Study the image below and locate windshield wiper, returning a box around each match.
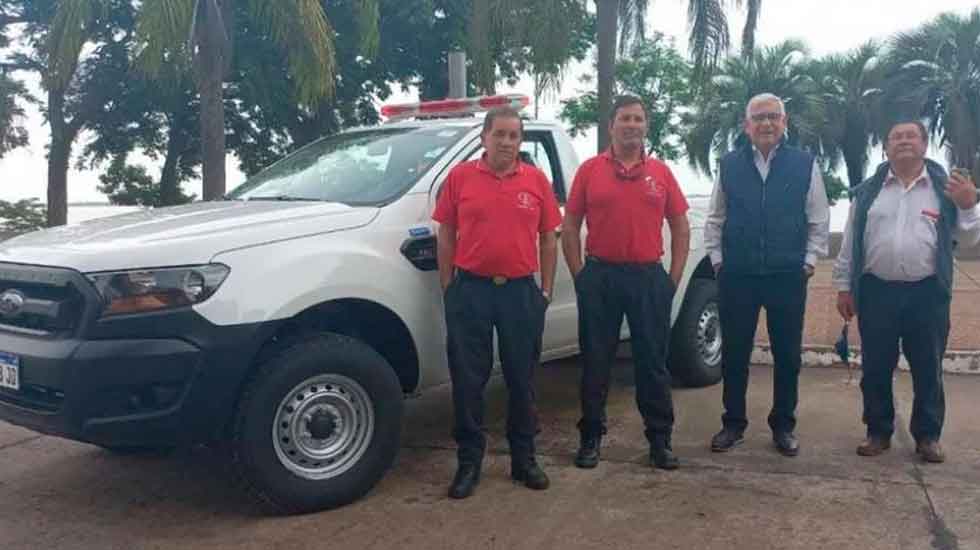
[245,195,325,202]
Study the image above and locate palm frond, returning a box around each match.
[618,0,648,56]
[687,0,731,83]
[133,0,194,78]
[354,0,381,59]
[736,0,761,59]
[246,0,338,105]
[46,0,108,90]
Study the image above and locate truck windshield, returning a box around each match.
[228,126,470,205]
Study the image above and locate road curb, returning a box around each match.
[751,345,980,375]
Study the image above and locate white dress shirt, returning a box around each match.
[704,145,831,268]
[833,168,980,290]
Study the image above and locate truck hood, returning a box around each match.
[0,200,378,272]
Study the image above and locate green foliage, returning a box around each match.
[0,72,30,157]
[0,198,46,234]
[559,34,693,161]
[808,41,885,188]
[468,1,594,94]
[821,170,848,206]
[684,39,824,176]
[883,8,980,178]
[97,156,194,207]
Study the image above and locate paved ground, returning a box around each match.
[2,359,978,550]
[758,259,980,351]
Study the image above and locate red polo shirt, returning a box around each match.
[566,150,689,263]
[433,158,562,278]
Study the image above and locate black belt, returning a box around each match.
[457,269,533,286]
[862,273,936,287]
[586,255,661,269]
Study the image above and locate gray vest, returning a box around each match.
[848,159,957,302]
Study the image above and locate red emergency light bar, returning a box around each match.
[381,94,530,121]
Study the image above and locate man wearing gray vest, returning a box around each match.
[705,93,830,457]
[834,120,980,463]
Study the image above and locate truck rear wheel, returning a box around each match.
[232,332,403,514]
[669,278,723,387]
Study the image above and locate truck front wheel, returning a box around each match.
[669,278,723,387]
[232,332,403,514]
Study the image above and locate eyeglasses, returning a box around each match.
[749,112,783,123]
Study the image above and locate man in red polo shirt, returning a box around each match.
[562,95,691,470]
[433,107,562,499]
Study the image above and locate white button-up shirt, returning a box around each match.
[704,145,831,268]
[833,167,980,290]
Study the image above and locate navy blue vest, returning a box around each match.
[720,143,814,275]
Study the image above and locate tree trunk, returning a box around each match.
[45,90,70,227]
[193,0,232,201]
[741,0,761,60]
[845,158,866,189]
[158,121,186,206]
[596,0,617,153]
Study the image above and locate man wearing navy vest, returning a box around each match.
[834,120,980,463]
[705,93,830,457]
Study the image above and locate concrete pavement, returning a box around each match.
[1,358,978,550]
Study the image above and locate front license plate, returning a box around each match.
[0,352,20,391]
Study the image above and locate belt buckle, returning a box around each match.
[492,275,508,286]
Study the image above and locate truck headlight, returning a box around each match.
[88,264,230,316]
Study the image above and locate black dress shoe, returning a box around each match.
[448,464,481,499]
[710,428,744,452]
[574,435,601,469]
[511,461,550,490]
[650,445,680,470]
[773,432,799,457]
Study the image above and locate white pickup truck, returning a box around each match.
[0,95,721,514]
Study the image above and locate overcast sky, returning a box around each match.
[0,0,977,204]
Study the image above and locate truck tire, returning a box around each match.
[232,332,403,514]
[669,278,723,388]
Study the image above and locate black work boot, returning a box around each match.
[511,458,550,490]
[574,434,602,469]
[650,435,680,470]
[710,428,745,452]
[448,463,481,499]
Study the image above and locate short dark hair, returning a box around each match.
[609,95,647,124]
[884,119,929,144]
[482,107,524,135]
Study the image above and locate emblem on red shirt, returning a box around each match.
[644,176,664,200]
[517,191,535,210]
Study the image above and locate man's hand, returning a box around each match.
[804,263,815,278]
[945,169,978,210]
[713,263,722,276]
[837,291,855,321]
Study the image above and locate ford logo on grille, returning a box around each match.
[0,289,26,318]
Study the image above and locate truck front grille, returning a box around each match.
[0,264,95,337]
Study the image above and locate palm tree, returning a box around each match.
[810,41,884,188]
[135,0,377,200]
[599,0,764,151]
[885,9,980,178]
[684,39,824,176]
[466,1,760,152]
